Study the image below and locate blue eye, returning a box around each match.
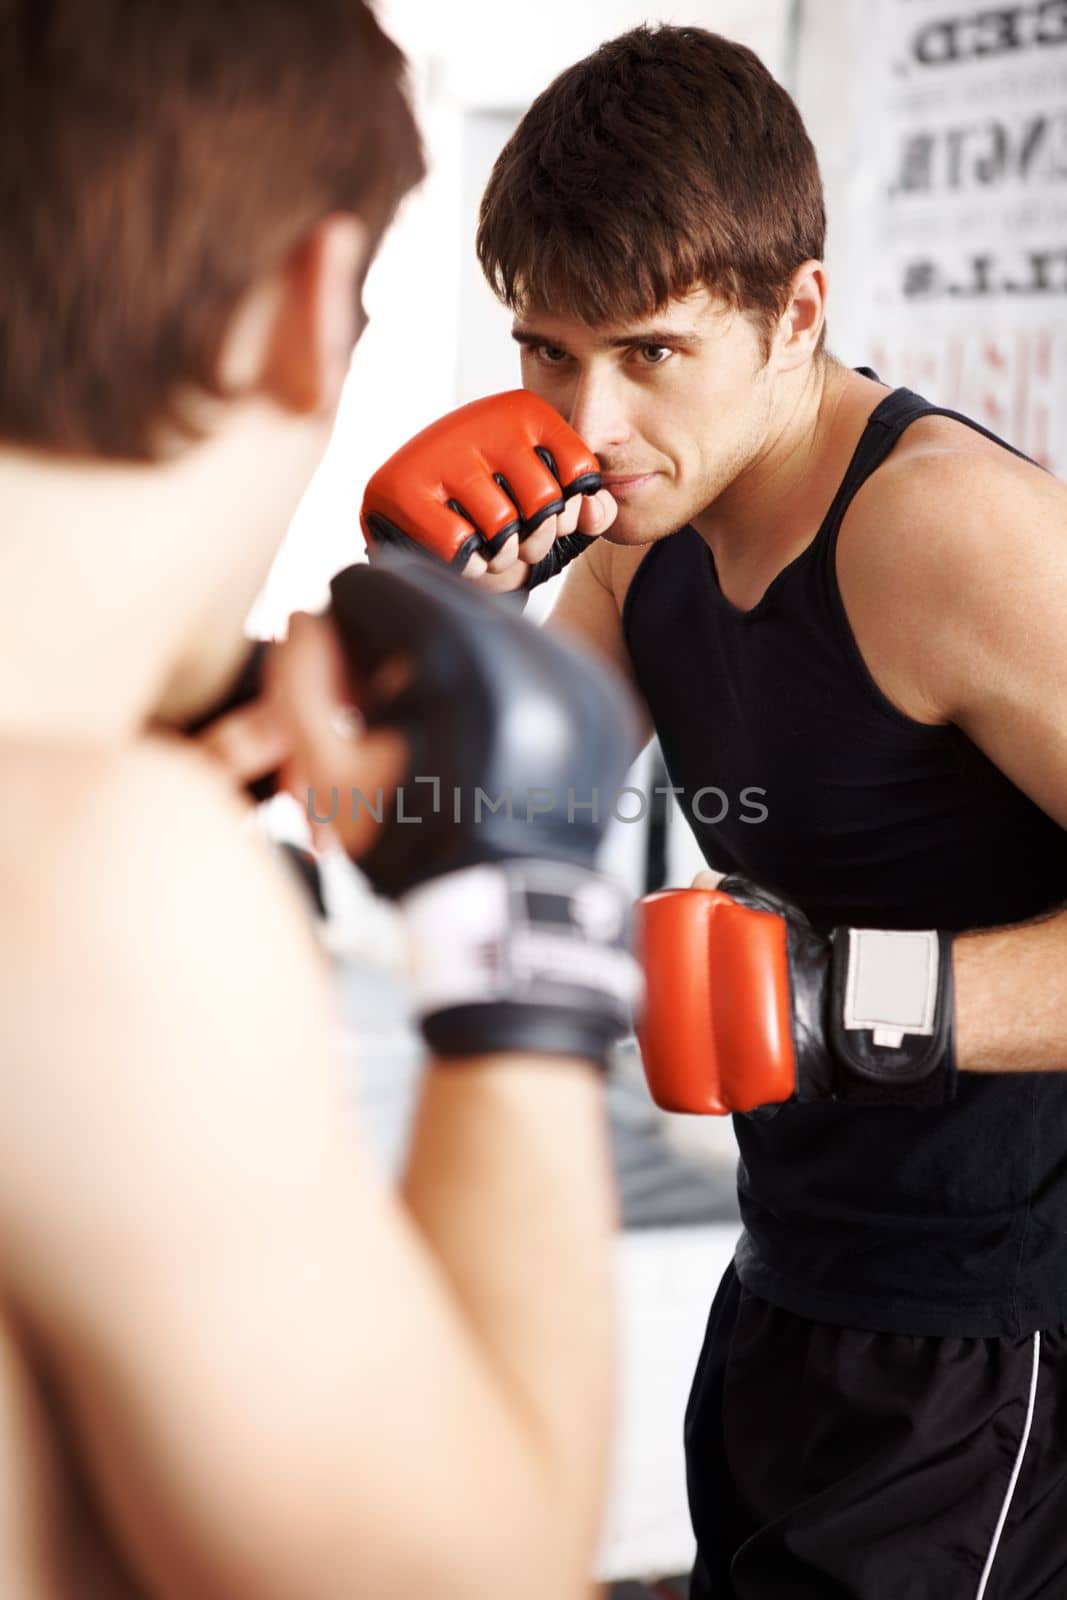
[638,344,672,365]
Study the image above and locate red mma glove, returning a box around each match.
[360,390,602,586]
[635,877,957,1116]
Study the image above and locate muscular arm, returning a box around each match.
[542,539,654,759]
[0,740,615,1599]
[841,450,1067,1074]
[953,912,1067,1071]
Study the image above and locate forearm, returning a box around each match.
[953,907,1067,1072]
[399,1055,617,1587]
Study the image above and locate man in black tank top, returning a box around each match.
[460,22,1067,1600]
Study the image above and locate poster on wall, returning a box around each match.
[866,0,1067,471]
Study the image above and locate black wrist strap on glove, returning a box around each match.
[718,876,957,1109]
[521,532,597,592]
[494,530,597,613]
[402,859,641,1072]
[826,927,956,1107]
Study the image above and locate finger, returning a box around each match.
[463,550,490,579]
[473,564,532,597]
[517,512,559,568]
[294,727,408,861]
[690,869,725,891]
[575,487,618,537]
[197,699,293,788]
[555,493,583,538]
[274,612,362,776]
[278,751,335,852]
[273,612,408,859]
[485,531,520,575]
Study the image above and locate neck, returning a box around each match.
[0,401,325,747]
[691,353,848,593]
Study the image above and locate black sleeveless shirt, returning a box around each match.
[622,376,1067,1337]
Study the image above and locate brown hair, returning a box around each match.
[477,25,826,358]
[0,0,424,459]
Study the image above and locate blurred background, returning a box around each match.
[247,4,1067,1590]
[251,0,1067,894]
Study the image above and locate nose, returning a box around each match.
[566,371,632,457]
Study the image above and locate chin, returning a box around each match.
[602,511,682,547]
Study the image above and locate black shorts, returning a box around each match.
[685,1262,1067,1599]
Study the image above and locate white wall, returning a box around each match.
[791,0,883,369]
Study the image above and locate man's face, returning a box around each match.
[513,287,776,544]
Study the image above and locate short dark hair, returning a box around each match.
[477,25,826,357]
[0,0,424,459]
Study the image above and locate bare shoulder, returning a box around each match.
[842,413,1064,578]
[545,537,656,752]
[0,734,337,1233]
[0,732,320,970]
[836,419,1067,721]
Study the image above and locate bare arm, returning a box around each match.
[953,910,1067,1071]
[841,450,1067,1074]
[0,740,616,1599]
[398,1063,617,1580]
[923,462,1067,1073]
[543,537,654,757]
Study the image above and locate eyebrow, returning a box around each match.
[510,325,704,352]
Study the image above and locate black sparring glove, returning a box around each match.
[324,553,642,1067]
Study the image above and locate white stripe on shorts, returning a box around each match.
[974,1331,1041,1600]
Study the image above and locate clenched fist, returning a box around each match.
[360,390,617,593]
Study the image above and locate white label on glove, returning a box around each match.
[844,928,939,1050]
[401,860,638,1016]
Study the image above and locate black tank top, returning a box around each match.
[622,374,1067,1337]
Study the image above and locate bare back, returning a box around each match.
[0,735,354,1598]
[0,732,616,1600]
[0,742,160,1597]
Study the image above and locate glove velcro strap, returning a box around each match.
[828,928,957,1107]
[521,532,597,592]
[402,860,641,1069]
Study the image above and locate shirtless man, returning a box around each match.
[0,5,640,1596]
[364,24,1067,1598]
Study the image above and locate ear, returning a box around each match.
[774,259,828,372]
[256,214,371,415]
